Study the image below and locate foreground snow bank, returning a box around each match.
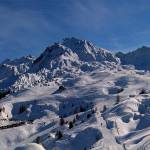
[15,143,45,150]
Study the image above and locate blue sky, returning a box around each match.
[0,0,150,62]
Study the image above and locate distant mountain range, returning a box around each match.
[1,37,150,92]
[116,46,150,71]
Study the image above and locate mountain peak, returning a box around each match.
[140,45,150,49]
[62,37,87,44]
[62,37,95,53]
[33,37,120,67]
[0,38,121,91]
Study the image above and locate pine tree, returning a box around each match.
[101,105,107,113]
[59,117,65,125]
[56,131,63,139]
[116,95,120,104]
[69,121,73,129]
[19,105,26,114]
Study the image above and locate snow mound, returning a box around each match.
[71,127,103,150]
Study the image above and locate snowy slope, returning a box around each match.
[0,68,150,150]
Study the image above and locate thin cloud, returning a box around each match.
[61,0,112,32]
[0,0,150,61]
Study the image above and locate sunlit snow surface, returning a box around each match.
[0,69,150,150]
[0,38,150,150]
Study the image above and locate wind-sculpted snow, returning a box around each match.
[0,68,150,150]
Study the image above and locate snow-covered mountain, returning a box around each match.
[33,37,120,72]
[0,38,150,150]
[116,46,150,70]
[0,56,35,91]
[0,37,120,92]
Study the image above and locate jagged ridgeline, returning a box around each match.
[0,37,120,92]
[116,46,150,70]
